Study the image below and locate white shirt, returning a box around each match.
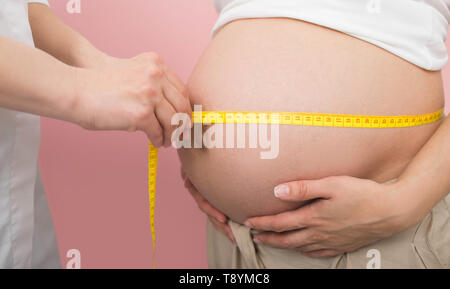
[0,0,59,269]
[213,0,450,71]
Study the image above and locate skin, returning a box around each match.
[0,3,190,147]
[181,168,236,244]
[247,115,450,258]
[180,18,444,223]
[181,18,449,258]
[185,114,450,257]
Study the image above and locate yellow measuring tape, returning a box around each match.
[148,108,444,266]
[148,143,158,268]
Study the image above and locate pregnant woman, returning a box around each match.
[179,0,450,268]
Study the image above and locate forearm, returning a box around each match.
[394,115,450,224]
[28,3,109,68]
[0,35,81,122]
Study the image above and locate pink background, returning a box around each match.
[39,0,450,268]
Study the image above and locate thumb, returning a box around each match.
[274,177,336,202]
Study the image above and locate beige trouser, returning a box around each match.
[207,191,450,269]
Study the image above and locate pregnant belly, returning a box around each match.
[178,19,444,224]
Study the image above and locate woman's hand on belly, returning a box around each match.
[245,176,409,258]
[246,116,450,258]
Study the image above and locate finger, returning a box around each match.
[253,229,314,249]
[245,205,315,232]
[209,216,236,244]
[300,249,341,258]
[184,177,191,188]
[187,182,227,224]
[273,177,338,202]
[294,243,327,253]
[184,178,227,224]
[159,61,187,97]
[162,75,192,116]
[154,97,177,147]
[140,111,164,147]
[180,167,186,180]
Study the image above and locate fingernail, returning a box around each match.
[244,221,253,228]
[216,216,226,223]
[274,184,290,198]
[253,237,261,244]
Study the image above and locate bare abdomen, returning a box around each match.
[178,19,444,223]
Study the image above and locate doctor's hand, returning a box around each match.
[181,168,236,244]
[245,176,419,258]
[74,52,191,147]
